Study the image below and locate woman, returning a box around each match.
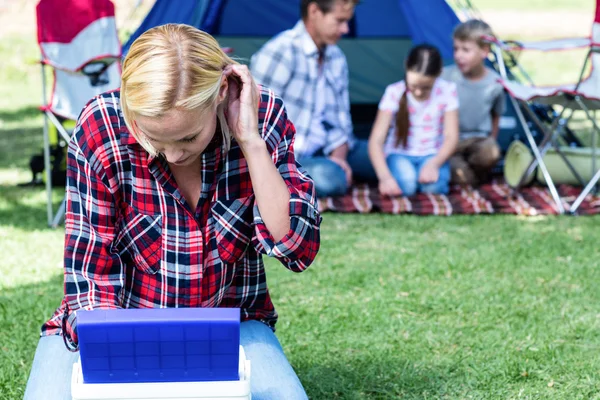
[24,24,320,400]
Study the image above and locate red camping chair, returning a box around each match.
[37,0,121,227]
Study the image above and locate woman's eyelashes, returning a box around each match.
[179,134,199,143]
[143,133,199,143]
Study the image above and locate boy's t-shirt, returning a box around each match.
[378,78,458,157]
[441,65,505,140]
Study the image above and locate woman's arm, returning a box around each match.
[225,64,290,242]
[226,65,320,271]
[62,127,124,350]
[242,140,291,241]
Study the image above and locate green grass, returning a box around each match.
[3,210,600,399]
[270,215,600,398]
[2,4,600,400]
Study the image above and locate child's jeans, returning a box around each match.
[386,154,450,196]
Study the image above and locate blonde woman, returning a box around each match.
[24,24,320,400]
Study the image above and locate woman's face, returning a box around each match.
[135,106,219,167]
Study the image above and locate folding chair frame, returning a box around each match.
[41,62,74,227]
[37,0,122,227]
[493,44,600,214]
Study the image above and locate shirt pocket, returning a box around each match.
[210,196,254,264]
[114,208,163,275]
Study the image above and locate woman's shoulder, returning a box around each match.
[255,85,296,155]
[257,84,284,110]
[71,90,129,166]
[257,84,288,133]
[74,90,123,141]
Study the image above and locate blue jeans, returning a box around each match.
[24,320,307,400]
[299,139,377,198]
[386,154,450,196]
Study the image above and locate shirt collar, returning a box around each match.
[293,20,330,60]
[119,122,138,147]
[115,95,139,147]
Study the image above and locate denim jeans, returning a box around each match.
[386,154,451,196]
[299,139,377,198]
[24,320,307,400]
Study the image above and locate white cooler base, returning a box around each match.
[71,346,251,400]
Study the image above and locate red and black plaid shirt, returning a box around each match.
[41,88,321,350]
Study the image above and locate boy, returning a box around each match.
[441,19,505,186]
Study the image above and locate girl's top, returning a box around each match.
[378,78,458,157]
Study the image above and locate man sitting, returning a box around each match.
[250,0,376,197]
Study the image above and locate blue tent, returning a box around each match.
[124,0,460,107]
[123,1,530,152]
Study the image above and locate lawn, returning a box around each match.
[1,1,600,399]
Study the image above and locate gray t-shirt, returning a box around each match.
[441,65,506,140]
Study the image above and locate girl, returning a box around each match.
[368,44,459,197]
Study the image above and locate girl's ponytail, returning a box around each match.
[395,89,410,147]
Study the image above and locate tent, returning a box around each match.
[122,0,532,150]
[123,0,461,135]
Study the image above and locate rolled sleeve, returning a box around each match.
[252,185,320,272]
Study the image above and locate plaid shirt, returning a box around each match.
[41,88,321,350]
[250,21,354,158]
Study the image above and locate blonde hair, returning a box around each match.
[121,23,238,156]
[453,19,494,48]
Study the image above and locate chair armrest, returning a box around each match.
[483,35,591,52]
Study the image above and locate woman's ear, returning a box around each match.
[218,76,229,104]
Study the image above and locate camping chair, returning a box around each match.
[488,19,600,214]
[36,0,121,227]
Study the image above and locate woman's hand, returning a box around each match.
[379,176,403,197]
[419,160,440,184]
[224,64,262,149]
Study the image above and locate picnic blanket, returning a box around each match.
[317,181,600,216]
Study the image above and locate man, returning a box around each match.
[250,0,376,197]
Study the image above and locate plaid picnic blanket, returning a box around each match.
[317,181,600,216]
